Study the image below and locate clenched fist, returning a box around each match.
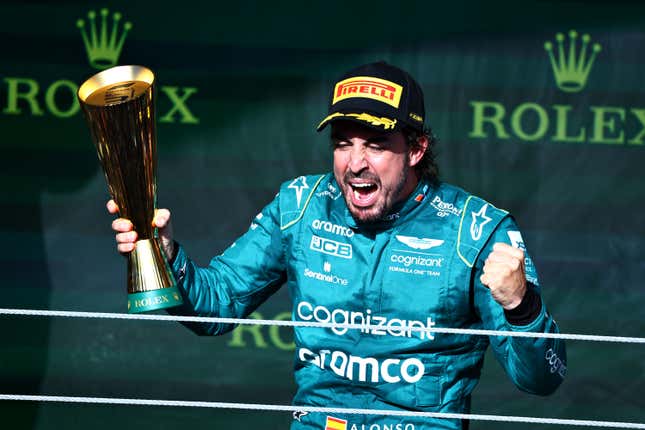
[480,242,527,310]
[107,199,175,259]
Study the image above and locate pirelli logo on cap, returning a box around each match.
[332,76,403,108]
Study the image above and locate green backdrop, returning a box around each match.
[1,1,644,429]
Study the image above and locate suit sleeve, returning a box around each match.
[167,195,287,335]
[473,216,567,395]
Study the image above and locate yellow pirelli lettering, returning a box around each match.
[332,76,403,108]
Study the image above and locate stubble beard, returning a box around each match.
[340,164,409,225]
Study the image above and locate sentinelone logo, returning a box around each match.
[1,8,198,124]
[469,30,645,146]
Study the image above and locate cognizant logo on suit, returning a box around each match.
[294,301,435,383]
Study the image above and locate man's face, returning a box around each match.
[331,121,423,224]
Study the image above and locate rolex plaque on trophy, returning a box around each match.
[78,65,183,313]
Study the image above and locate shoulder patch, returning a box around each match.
[457,196,508,267]
[469,203,493,241]
[280,175,325,230]
[287,176,310,209]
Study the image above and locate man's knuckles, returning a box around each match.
[493,242,525,259]
[485,254,522,272]
[152,209,171,228]
[509,258,521,271]
[106,200,119,214]
[484,261,516,276]
[117,243,135,254]
[116,231,137,244]
[112,218,133,232]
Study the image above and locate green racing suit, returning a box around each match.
[169,173,567,430]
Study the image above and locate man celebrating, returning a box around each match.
[111,62,566,429]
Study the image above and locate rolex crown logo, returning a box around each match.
[544,30,601,93]
[77,8,132,70]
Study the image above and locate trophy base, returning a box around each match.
[127,238,183,314]
[127,286,183,313]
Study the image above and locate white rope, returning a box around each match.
[0,307,643,344]
[0,394,643,429]
[1,311,642,428]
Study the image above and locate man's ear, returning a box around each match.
[408,135,428,167]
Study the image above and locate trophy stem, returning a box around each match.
[127,238,182,313]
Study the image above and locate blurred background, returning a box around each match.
[0,0,643,428]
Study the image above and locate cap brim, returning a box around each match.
[316,111,399,132]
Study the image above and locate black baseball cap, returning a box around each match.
[316,61,425,133]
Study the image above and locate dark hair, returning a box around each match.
[405,127,440,186]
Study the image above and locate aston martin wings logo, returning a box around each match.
[470,204,492,241]
[395,235,444,250]
[288,176,309,208]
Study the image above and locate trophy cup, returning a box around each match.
[78,65,183,313]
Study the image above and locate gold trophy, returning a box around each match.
[78,65,182,313]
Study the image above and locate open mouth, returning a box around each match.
[348,181,379,207]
